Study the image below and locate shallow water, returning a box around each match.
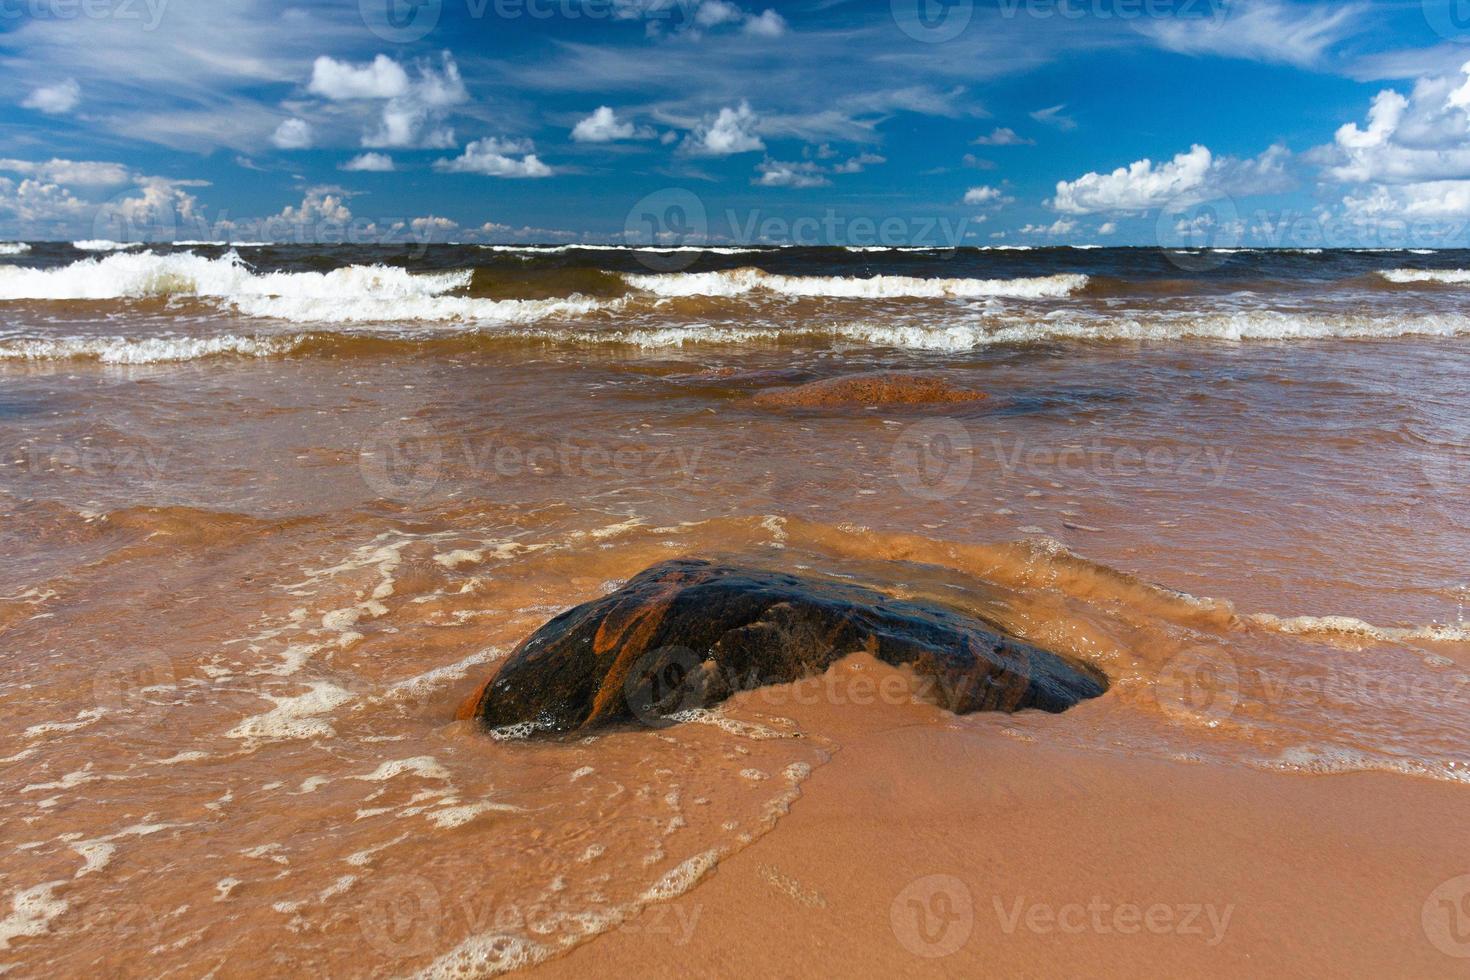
[1,244,1468,976]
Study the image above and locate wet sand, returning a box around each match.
[532,657,1470,978]
[3,245,1470,976]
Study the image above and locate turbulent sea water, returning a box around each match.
[1,241,1468,976]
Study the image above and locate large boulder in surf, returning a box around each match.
[460,559,1107,734]
[751,371,988,409]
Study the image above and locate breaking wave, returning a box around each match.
[1378,268,1470,284]
[0,251,622,325]
[623,268,1088,299]
[0,242,31,256]
[0,335,299,364]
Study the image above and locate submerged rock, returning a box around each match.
[461,558,1107,734]
[751,371,988,409]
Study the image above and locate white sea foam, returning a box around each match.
[0,251,470,302]
[0,242,30,255]
[0,251,628,327]
[1248,612,1470,644]
[225,681,354,743]
[230,292,614,325]
[623,268,1087,299]
[1379,268,1470,284]
[1255,745,1470,783]
[478,243,763,254]
[0,335,297,364]
[0,882,69,950]
[71,240,146,251]
[825,310,1470,351]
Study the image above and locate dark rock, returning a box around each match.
[751,371,988,409]
[460,558,1107,734]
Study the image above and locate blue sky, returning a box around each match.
[5,0,1470,246]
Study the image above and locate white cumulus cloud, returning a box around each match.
[434,138,553,178]
[1310,62,1470,220]
[684,101,764,155]
[342,152,395,172]
[22,78,80,114]
[744,9,787,37]
[754,159,829,187]
[571,106,648,142]
[306,53,466,150]
[308,55,410,100]
[963,186,1004,205]
[271,118,313,150]
[1051,143,1292,214]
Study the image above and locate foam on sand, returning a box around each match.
[0,882,69,950]
[225,681,355,744]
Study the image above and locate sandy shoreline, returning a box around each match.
[526,660,1470,978]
